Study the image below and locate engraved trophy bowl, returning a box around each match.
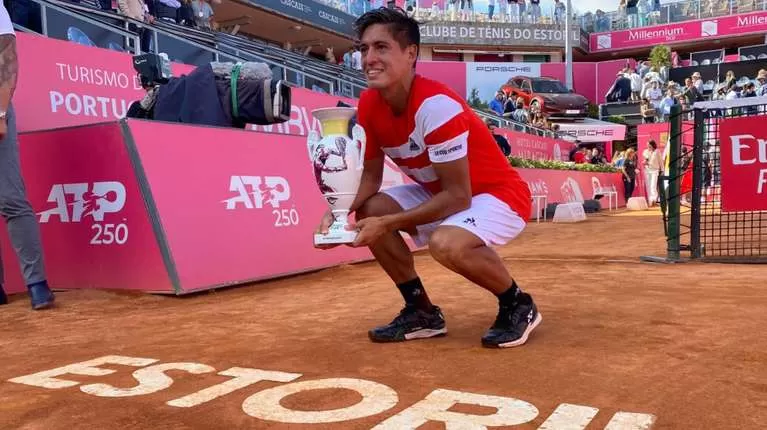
[307,107,366,245]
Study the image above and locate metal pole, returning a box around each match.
[690,107,705,259]
[666,104,683,261]
[564,0,573,90]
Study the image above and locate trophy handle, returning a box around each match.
[351,123,366,170]
[307,130,321,159]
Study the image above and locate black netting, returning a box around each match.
[690,101,767,262]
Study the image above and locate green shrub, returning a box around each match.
[507,156,619,173]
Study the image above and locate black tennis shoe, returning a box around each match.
[368,305,447,342]
[482,293,541,348]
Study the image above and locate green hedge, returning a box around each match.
[508,156,620,173]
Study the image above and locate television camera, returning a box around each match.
[128,53,291,128]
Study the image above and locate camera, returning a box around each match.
[133,53,172,88]
[128,53,292,128]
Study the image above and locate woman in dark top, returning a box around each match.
[622,147,638,203]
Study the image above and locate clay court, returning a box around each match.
[1,209,766,430]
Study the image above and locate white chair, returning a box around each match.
[593,185,618,211]
[531,194,548,223]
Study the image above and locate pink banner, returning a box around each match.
[14,32,191,133]
[494,128,575,161]
[416,59,632,107]
[591,11,767,53]
[517,169,626,216]
[126,120,412,293]
[0,123,172,294]
[718,116,767,212]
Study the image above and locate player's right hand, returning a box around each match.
[314,210,340,249]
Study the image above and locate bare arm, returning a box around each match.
[0,34,18,114]
[349,156,385,213]
[380,156,472,232]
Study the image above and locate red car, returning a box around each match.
[501,76,590,119]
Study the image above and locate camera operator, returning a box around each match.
[0,3,56,309]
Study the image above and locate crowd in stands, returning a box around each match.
[485,90,561,138]
[410,0,566,25]
[583,0,767,33]
[605,60,767,123]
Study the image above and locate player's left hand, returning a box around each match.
[349,216,389,248]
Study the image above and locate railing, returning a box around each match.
[474,109,562,140]
[581,0,767,34]
[17,0,369,96]
[409,4,570,25]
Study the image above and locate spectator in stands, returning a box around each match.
[508,0,520,23]
[343,47,355,68]
[605,71,632,102]
[626,0,639,27]
[528,0,541,23]
[628,68,642,101]
[658,88,676,121]
[151,0,182,24]
[190,0,215,30]
[645,66,662,85]
[325,46,337,64]
[725,83,740,101]
[621,148,638,203]
[640,97,655,123]
[502,93,516,116]
[178,0,197,27]
[485,119,511,156]
[0,3,56,309]
[511,100,529,130]
[637,0,649,26]
[691,71,704,94]
[756,70,767,97]
[554,0,565,24]
[117,0,154,53]
[682,77,701,108]
[723,70,736,91]
[590,147,607,164]
[489,91,505,116]
[573,146,588,164]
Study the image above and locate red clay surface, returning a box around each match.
[1,209,766,429]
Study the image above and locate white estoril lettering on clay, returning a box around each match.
[7,355,158,389]
[242,378,399,424]
[537,403,600,429]
[80,362,216,397]
[371,388,539,429]
[6,355,657,429]
[167,367,302,408]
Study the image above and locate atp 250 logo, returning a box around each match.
[37,181,129,246]
[222,176,299,228]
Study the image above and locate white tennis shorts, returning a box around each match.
[382,184,526,247]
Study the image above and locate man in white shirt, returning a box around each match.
[642,140,663,207]
[0,3,56,309]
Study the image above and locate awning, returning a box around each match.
[551,118,627,142]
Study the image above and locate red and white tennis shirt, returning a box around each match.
[357,75,532,221]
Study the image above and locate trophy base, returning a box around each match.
[314,223,358,245]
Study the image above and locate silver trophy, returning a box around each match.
[307,107,367,245]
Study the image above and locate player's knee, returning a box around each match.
[428,229,465,265]
[356,193,401,220]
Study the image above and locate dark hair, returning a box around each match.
[353,7,420,56]
[649,140,657,149]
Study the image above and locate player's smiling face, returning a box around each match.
[360,23,416,90]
